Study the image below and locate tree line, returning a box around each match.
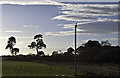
[5,34,120,64]
[51,40,120,64]
[5,34,46,56]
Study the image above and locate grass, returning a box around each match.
[2,61,76,76]
[2,57,120,77]
[77,64,120,76]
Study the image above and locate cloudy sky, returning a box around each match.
[0,0,119,55]
[54,0,119,2]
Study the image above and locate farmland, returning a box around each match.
[2,61,75,76]
[2,56,120,78]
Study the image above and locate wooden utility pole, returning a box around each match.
[74,23,78,76]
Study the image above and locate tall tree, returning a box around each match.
[28,34,46,56]
[5,36,19,56]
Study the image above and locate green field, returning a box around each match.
[2,61,77,76]
[2,57,120,77]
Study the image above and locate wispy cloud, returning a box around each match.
[5,30,23,33]
[53,4,118,22]
[57,24,63,27]
[0,36,32,39]
[46,21,118,36]
[50,3,118,36]
[0,0,63,5]
[46,31,74,36]
[1,1,118,36]
[45,30,98,36]
[23,25,38,28]
[52,15,97,21]
[103,38,118,41]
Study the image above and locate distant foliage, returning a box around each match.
[85,40,101,48]
[101,40,111,47]
[77,40,120,64]
[37,51,45,56]
[51,40,120,64]
[52,51,58,56]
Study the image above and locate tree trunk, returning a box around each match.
[36,47,39,55]
[11,48,14,56]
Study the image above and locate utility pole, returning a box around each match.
[74,23,78,76]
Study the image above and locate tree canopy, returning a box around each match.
[28,34,46,56]
[5,36,19,56]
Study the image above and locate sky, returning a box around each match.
[0,0,119,55]
[54,0,120,2]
